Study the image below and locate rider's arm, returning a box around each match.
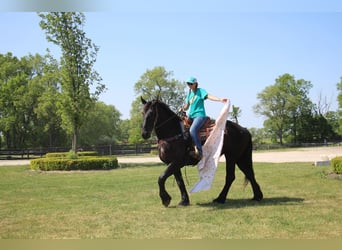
[207,94,228,103]
[179,102,189,112]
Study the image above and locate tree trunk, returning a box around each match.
[278,130,283,145]
[71,127,78,153]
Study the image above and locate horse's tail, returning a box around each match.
[243,131,252,189]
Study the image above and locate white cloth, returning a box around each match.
[189,101,230,193]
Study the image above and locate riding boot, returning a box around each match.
[189,146,202,160]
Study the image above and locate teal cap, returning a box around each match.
[186,76,197,84]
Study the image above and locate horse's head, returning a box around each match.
[141,97,157,139]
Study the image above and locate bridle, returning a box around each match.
[150,101,179,130]
[155,112,179,130]
[146,101,183,141]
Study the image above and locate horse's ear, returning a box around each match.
[141,96,147,105]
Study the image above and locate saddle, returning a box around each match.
[181,115,216,144]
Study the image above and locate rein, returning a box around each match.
[154,113,178,129]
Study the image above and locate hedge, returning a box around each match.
[45,151,98,158]
[330,156,342,174]
[30,156,119,171]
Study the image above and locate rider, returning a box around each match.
[179,76,228,160]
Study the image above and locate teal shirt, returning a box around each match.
[186,88,208,119]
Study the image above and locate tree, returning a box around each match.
[78,101,121,146]
[117,119,130,143]
[134,66,185,110]
[249,127,268,146]
[230,105,241,124]
[254,73,313,145]
[0,52,26,148]
[129,66,186,144]
[33,52,68,147]
[39,12,105,152]
[325,111,341,141]
[337,76,342,134]
[254,81,288,145]
[0,53,52,148]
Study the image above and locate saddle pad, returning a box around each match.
[190,101,230,193]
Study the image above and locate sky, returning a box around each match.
[1,1,342,128]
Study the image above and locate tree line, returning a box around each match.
[0,12,341,151]
[0,51,125,149]
[254,73,340,145]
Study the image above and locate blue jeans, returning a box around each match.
[189,116,207,155]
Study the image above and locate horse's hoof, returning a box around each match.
[162,198,171,207]
[213,198,225,204]
[252,196,263,201]
[252,192,263,201]
[178,200,190,206]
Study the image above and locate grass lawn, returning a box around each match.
[0,161,341,239]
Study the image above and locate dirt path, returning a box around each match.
[1,146,341,166]
[117,146,341,164]
[252,146,341,163]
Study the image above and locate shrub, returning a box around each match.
[30,156,119,171]
[45,151,98,158]
[66,150,78,159]
[330,156,342,174]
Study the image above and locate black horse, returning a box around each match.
[141,97,263,207]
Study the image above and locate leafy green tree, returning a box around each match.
[230,105,241,124]
[324,111,340,139]
[254,73,313,145]
[0,53,26,148]
[0,53,50,148]
[286,77,314,144]
[33,52,68,147]
[129,66,186,144]
[78,101,121,146]
[249,127,268,146]
[134,66,186,110]
[0,52,20,148]
[254,82,288,145]
[39,12,105,152]
[337,76,342,134]
[117,119,131,144]
[19,54,47,147]
[129,99,146,144]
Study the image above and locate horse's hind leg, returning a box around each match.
[174,168,190,206]
[237,150,263,201]
[213,157,236,204]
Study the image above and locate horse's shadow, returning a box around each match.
[119,162,163,168]
[196,196,304,209]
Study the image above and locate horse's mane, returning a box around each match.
[153,99,181,121]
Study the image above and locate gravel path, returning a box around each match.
[1,146,340,166]
[252,146,341,163]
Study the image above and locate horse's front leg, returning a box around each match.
[174,168,190,206]
[158,163,175,207]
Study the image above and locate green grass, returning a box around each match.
[0,162,341,239]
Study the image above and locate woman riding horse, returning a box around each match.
[141,97,263,207]
[179,76,227,160]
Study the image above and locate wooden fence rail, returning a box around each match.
[0,144,156,160]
